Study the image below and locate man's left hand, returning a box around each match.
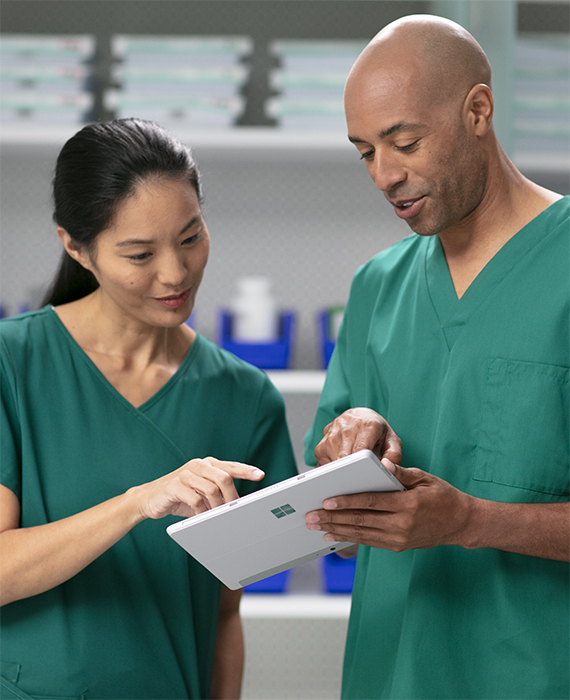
[306,460,475,551]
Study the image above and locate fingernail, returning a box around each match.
[324,534,336,542]
[382,459,395,473]
[323,499,338,509]
[252,468,265,477]
[306,512,320,523]
[307,523,322,531]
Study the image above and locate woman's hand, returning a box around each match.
[314,408,402,466]
[131,457,265,521]
[0,458,264,605]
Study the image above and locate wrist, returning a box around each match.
[451,493,488,550]
[123,485,148,527]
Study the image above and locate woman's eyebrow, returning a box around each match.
[115,216,202,247]
[178,215,202,236]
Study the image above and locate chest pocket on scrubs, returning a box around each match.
[473,357,569,498]
[0,675,84,700]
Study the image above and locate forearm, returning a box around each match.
[1,457,266,607]
[308,463,570,562]
[0,488,144,606]
[458,499,569,561]
[211,591,245,699]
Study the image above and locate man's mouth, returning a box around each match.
[391,196,425,220]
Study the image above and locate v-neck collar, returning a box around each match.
[47,305,200,413]
[424,196,569,352]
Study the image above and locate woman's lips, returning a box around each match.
[154,290,191,309]
[392,196,425,220]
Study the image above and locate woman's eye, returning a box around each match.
[182,233,200,246]
[127,252,152,262]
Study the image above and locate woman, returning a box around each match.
[0,119,297,699]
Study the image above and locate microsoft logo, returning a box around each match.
[271,503,296,519]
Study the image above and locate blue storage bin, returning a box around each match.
[322,552,357,593]
[318,310,335,368]
[218,310,295,369]
[244,569,291,593]
[318,308,344,369]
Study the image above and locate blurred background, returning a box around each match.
[0,3,568,696]
[1,0,568,468]
[1,0,568,364]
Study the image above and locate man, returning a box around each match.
[304,15,569,700]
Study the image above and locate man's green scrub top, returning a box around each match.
[0,307,297,699]
[305,197,570,700]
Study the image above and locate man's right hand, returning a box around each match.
[314,407,402,466]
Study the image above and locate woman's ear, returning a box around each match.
[464,83,494,137]
[57,227,94,272]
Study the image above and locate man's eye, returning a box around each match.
[396,140,420,152]
[359,149,374,161]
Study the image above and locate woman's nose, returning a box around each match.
[157,251,187,287]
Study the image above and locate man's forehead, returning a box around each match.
[348,122,427,144]
[345,56,446,132]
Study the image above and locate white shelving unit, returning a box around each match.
[266,370,326,394]
[240,593,351,700]
[1,124,568,171]
[0,124,352,149]
[241,592,351,619]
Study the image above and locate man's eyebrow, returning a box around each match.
[115,215,202,247]
[348,122,425,144]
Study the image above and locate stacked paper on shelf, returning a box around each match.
[0,35,95,125]
[514,34,569,160]
[106,36,251,128]
[267,40,367,130]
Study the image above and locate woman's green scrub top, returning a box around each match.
[305,197,570,700]
[0,306,297,700]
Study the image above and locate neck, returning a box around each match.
[57,291,194,368]
[438,145,562,298]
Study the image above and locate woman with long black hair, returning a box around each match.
[0,119,296,699]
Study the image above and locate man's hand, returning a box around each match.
[306,460,475,552]
[314,408,402,466]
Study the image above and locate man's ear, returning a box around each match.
[464,83,493,137]
[57,227,94,272]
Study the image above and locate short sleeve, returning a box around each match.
[303,319,352,467]
[237,377,297,496]
[0,337,22,499]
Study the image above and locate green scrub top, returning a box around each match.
[0,306,297,700]
[305,197,570,700]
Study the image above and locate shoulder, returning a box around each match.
[0,307,53,357]
[189,335,286,420]
[544,195,570,233]
[356,234,425,281]
[349,234,426,300]
[192,334,280,397]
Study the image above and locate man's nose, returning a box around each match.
[369,150,407,192]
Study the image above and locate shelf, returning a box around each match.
[240,593,351,619]
[266,370,326,394]
[513,152,570,172]
[0,124,354,150]
[1,124,568,172]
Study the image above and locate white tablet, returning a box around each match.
[166,449,404,590]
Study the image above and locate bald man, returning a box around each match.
[304,15,569,700]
